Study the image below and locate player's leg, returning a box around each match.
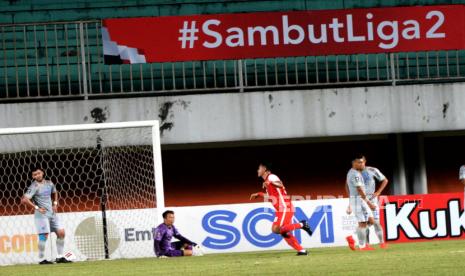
[366,215,375,246]
[358,213,375,250]
[279,217,312,237]
[355,203,374,250]
[34,216,53,264]
[279,209,312,237]
[356,222,368,249]
[345,203,357,250]
[172,241,193,251]
[275,211,307,255]
[164,249,187,257]
[371,203,387,248]
[51,215,72,263]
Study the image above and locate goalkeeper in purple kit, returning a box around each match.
[153,210,202,257]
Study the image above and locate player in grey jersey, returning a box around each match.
[361,161,389,249]
[21,166,71,265]
[345,154,376,251]
[460,165,465,185]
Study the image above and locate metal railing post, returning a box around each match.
[390,53,396,86]
[237,59,244,92]
[79,22,89,99]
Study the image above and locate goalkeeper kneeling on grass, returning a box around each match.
[153,210,203,258]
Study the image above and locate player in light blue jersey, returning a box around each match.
[361,161,389,249]
[21,166,71,265]
[345,154,376,251]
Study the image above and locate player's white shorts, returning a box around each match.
[350,199,373,223]
[369,197,380,221]
[34,213,63,234]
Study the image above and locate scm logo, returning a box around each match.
[0,234,38,254]
[201,205,334,249]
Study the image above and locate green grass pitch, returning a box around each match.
[2,240,465,275]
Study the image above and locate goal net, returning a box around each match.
[0,121,164,265]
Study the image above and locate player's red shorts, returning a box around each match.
[273,211,294,228]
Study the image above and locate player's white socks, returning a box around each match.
[356,227,368,248]
[373,222,384,243]
[56,238,65,258]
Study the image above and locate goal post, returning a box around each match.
[0,120,165,265]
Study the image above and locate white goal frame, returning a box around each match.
[0,120,165,219]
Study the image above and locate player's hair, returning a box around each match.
[259,161,273,172]
[31,166,44,174]
[353,154,366,161]
[162,210,174,219]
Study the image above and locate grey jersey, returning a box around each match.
[460,165,465,180]
[362,166,386,197]
[24,180,56,218]
[346,168,365,203]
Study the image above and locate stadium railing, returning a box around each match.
[2,20,465,102]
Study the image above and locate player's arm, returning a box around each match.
[372,168,388,199]
[373,178,388,199]
[345,182,352,214]
[250,191,265,200]
[21,195,36,209]
[266,174,284,188]
[173,228,196,246]
[52,191,58,213]
[152,228,164,257]
[21,185,45,214]
[268,180,284,188]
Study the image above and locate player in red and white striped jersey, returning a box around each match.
[250,162,313,256]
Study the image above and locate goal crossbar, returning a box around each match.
[0,120,160,135]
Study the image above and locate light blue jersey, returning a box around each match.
[347,168,372,222]
[361,166,386,200]
[347,168,365,204]
[24,180,56,218]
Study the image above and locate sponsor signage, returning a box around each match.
[380,192,465,242]
[0,199,357,265]
[102,5,465,63]
[2,192,463,265]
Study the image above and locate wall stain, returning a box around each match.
[442,102,449,118]
[90,107,108,123]
[158,100,191,136]
[329,111,336,118]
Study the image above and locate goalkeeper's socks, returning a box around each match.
[280,223,302,234]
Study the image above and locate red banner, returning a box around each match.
[380,192,465,243]
[102,5,465,63]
